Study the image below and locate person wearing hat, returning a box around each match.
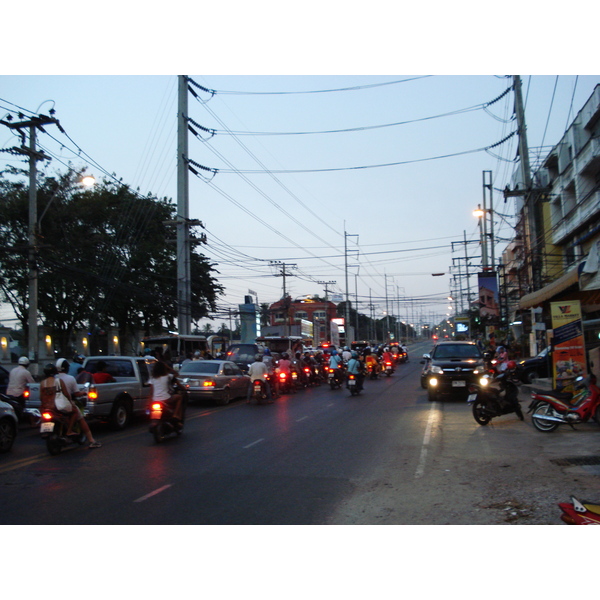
[6,356,35,420]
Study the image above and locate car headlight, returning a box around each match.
[431,365,444,374]
[429,377,438,387]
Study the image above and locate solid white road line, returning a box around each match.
[414,402,438,479]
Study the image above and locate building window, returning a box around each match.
[274,312,285,322]
[313,311,327,320]
[294,311,308,321]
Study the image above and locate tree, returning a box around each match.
[0,167,223,354]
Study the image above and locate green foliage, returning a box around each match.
[0,167,223,353]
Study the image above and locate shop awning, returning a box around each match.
[518,267,580,309]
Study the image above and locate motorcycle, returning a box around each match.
[277,371,295,394]
[148,394,187,443]
[1,391,41,428]
[328,365,345,389]
[40,392,88,455]
[383,360,394,377]
[347,373,363,396]
[559,496,600,525]
[467,367,524,425]
[248,378,273,405]
[366,361,379,380]
[528,375,600,433]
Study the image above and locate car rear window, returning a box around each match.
[180,362,220,375]
[433,344,481,359]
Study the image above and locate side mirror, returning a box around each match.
[423,354,431,360]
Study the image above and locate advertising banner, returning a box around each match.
[550,300,587,390]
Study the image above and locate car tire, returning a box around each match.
[0,417,17,453]
[526,370,539,384]
[217,388,231,406]
[110,398,131,430]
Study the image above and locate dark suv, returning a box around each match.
[421,341,486,401]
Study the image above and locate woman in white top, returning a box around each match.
[149,361,183,421]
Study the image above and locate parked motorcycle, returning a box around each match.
[559,496,600,525]
[467,364,524,425]
[529,375,600,433]
[148,395,187,443]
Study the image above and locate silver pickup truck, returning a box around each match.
[27,356,157,430]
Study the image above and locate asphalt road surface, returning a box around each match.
[2,342,600,525]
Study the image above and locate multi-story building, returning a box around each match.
[508,85,600,358]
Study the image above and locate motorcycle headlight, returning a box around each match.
[480,377,490,387]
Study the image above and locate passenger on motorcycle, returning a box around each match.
[43,362,101,448]
[247,354,273,401]
[277,352,292,375]
[329,349,343,369]
[365,351,380,374]
[149,360,184,423]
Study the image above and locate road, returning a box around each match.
[2,341,600,525]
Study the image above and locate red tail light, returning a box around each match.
[23,388,30,399]
[151,403,163,411]
[304,368,310,373]
[349,374,356,380]
[88,386,98,400]
[42,411,53,420]
[279,372,287,380]
[385,362,392,366]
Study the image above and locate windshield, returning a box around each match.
[432,344,482,359]
[179,362,220,375]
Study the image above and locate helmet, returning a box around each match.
[18,356,30,366]
[281,352,288,360]
[263,348,271,356]
[55,358,69,372]
[351,351,358,358]
[43,363,58,377]
[507,360,517,371]
[193,350,202,358]
[331,349,337,356]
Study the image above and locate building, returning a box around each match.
[504,84,600,362]
[267,295,338,345]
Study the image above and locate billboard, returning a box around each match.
[550,300,587,390]
[477,272,499,318]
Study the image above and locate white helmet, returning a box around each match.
[18,356,30,366]
[56,358,69,373]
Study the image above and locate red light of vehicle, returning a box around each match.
[42,412,53,420]
[88,387,98,400]
[279,372,287,380]
[349,374,355,380]
[23,388,30,399]
[151,403,162,411]
[203,381,215,387]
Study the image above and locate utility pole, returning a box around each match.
[318,280,336,342]
[177,75,192,335]
[270,261,297,337]
[1,114,60,375]
[483,170,495,269]
[344,229,358,344]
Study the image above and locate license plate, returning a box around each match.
[40,422,54,433]
[348,379,356,386]
[150,410,162,419]
[452,380,466,387]
[467,393,477,403]
[328,373,334,378]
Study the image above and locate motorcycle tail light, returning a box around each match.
[468,385,477,393]
[42,411,53,420]
[279,373,287,380]
[304,368,310,373]
[349,374,355,380]
[23,388,30,399]
[292,372,298,380]
[151,403,163,411]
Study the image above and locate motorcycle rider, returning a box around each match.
[342,347,352,362]
[347,351,365,392]
[247,354,272,402]
[149,359,184,423]
[48,361,101,448]
[6,356,34,422]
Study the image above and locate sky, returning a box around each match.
[1,7,599,335]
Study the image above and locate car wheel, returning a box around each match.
[526,370,539,383]
[0,417,16,453]
[110,398,131,430]
[217,388,231,406]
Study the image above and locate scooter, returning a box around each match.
[148,395,187,443]
[528,375,600,433]
[347,373,363,396]
[383,360,394,377]
[467,365,524,425]
[558,496,600,525]
[40,395,88,455]
[277,371,295,394]
[248,378,272,405]
[328,364,345,389]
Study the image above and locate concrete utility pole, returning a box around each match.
[270,261,297,336]
[344,229,358,344]
[1,114,59,374]
[177,75,192,335]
